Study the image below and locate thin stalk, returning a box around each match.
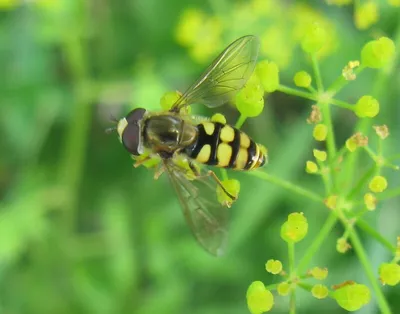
[330,98,354,110]
[235,114,247,129]
[277,85,317,102]
[346,165,377,199]
[311,55,324,91]
[296,213,338,273]
[246,171,324,203]
[348,229,392,314]
[288,242,296,314]
[356,219,396,254]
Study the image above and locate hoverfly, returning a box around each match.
[113,35,266,256]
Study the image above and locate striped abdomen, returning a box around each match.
[185,122,266,170]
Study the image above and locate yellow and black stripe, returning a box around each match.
[185,122,266,170]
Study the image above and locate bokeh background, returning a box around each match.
[0,0,399,313]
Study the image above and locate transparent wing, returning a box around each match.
[171,35,259,112]
[163,159,229,256]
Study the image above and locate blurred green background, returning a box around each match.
[0,0,399,313]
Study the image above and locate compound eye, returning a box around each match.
[125,108,146,124]
[121,123,141,156]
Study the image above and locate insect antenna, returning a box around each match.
[105,126,117,134]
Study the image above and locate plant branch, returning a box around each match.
[246,171,324,203]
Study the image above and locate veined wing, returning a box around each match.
[163,159,229,256]
[170,35,259,113]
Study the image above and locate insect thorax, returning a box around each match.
[143,115,198,154]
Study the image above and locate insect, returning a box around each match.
[113,35,266,256]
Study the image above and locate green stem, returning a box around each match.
[320,103,336,164]
[277,85,317,102]
[330,98,354,111]
[356,219,396,254]
[296,213,338,273]
[327,66,364,96]
[59,35,92,234]
[346,164,377,199]
[235,114,247,129]
[348,229,392,314]
[246,171,324,203]
[288,242,296,314]
[220,169,229,181]
[311,55,324,92]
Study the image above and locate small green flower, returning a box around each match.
[336,237,351,253]
[313,124,328,141]
[160,90,182,111]
[364,193,377,211]
[345,132,368,152]
[246,281,274,314]
[373,125,389,139]
[305,161,318,174]
[369,175,388,193]
[277,282,291,296]
[361,37,396,69]
[354,95,380,118]
[293,71,312,88]
[216,179,240,207]
[379,263,400,286]
[256,60,280,92]
[211,113,227,124]
[313,149,327,162]
[333,283,371,311]
[301,22,327,54]
[325,195,338,210]
[312,284,329,299]
[310,267,328,280]
[265,259,283,275]
[235,75,265,117]
[354,1,379,30]
[281,212,308,243]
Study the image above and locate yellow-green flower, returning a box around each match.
[334,283,371,311]
[355,95,379,118]
[256,61,280,92]
[379,263,400,286]
[160,91,182,111]
[354,1,379,30]
[312,284,329,299]
[301,22,327,54]
[369,176,388,193]
[361,37,396,69]
[313,124,328,141]
[313,149,327,162]
[235,74,265,117]
[306,161,318,174]
[265,259,283,275]
[364,193,377,211]
[246,281,274,314]
[294,71,312,88]
[336,237,351,253]
[281,212,308,243]
[277,282,291,296]
[310,267,328,280]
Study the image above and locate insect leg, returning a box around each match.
[187,161,236,201]
[133,156,152,168]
